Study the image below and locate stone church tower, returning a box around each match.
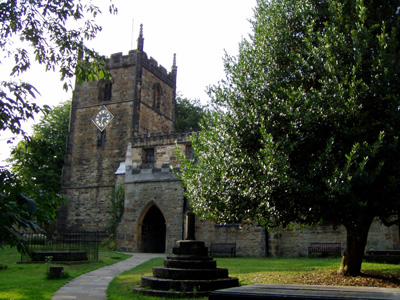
[59,25,178,231]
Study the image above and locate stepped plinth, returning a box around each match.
[132,213,239,298]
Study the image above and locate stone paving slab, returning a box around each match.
[209,284,400,300]
[52,253,165,300]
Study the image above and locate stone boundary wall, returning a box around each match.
[277,220,400,257]
[195,220,267,257]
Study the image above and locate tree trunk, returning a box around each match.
[338,214,374,276]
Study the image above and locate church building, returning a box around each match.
[59,26,399,257]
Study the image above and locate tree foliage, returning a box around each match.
[107,184,125,236]
[2,101,71,252]
[0,0,115,137]
[0,0,115,252]
[9,100,71,194]
[175,95,208,132]
[178,0,400,276]
[0,168,41,253]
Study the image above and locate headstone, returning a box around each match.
[48,266,64,279]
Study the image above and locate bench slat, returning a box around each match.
[308,243,341,257]
[210,243,236,257]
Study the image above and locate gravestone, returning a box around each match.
[48,266,64,279]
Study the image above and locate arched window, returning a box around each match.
[98,79,113,102]
[97,129,106,149]
[152,83,162,110]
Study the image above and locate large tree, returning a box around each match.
[0,0,114,252]
[178,0,400,276]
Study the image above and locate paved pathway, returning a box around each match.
[52,253,165,300]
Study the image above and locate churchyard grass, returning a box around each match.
[106,258,192,300]
[107,257,210,300]
[107,257,400,300]
[0,245,131,300]
[218,257,400,287]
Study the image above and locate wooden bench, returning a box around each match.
[364,250,400,264]
[209,243,236,257]
[308,242,341,257]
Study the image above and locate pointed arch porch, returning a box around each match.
[137,201,166,253]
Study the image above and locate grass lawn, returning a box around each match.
[107,256,400,300]
[216,257,400,287]
[0,246,131,300]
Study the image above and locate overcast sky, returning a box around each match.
[0,0,257,164]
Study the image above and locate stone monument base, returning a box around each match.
[132,240,239,298]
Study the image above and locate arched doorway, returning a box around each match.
[141,205,166,253]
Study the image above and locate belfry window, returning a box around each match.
[98,79,113,102]
[152,83,162,110]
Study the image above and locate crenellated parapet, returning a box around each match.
[131,131,194,147]
[105,50,138,68]
[105,50,177,87]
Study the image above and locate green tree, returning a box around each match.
[9,100,71,194]
[0,168,41,253]
[175,95,207,132]
[178,0,400,276]
[4,101,71,251]
[0,0,115,252]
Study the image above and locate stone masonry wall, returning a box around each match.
[60,63,136,230]
[141,68,175,122]
[130,143,187,169]
[61,187,113,231]
[195,220,267,257]
[277,220,400,257]
[116,169,184,253]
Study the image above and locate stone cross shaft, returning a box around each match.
[185,212,196,240]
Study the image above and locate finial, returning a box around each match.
[137,24,144,51]
[172,53,177,83]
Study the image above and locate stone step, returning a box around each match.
[176,240,206,249]
[132,286,209,298]
[167,254,213,261]
[141,275,239,292]
[153,267,229,280]
[173,246,209,256]
[164,259,217,269]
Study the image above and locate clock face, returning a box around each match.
[92,106,114,131]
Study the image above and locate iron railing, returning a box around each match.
[22,231,100,262]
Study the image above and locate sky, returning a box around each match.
[0,0,257,165]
